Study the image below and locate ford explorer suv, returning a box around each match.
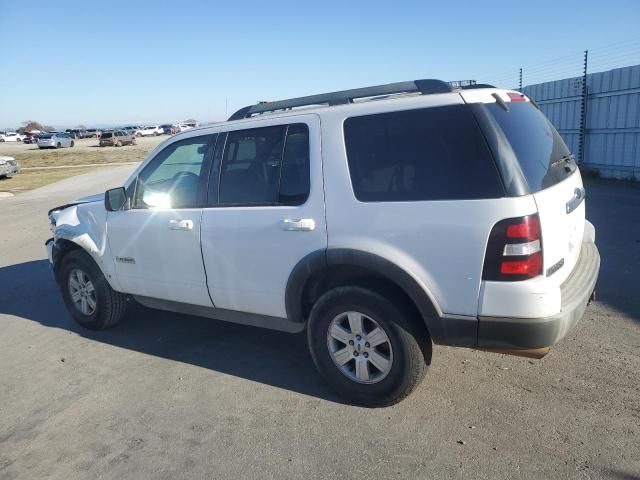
[45,79,600,406]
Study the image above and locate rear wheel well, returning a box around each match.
[301,266,430,338]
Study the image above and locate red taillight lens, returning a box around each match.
[507,92,526,102]
[505,215,541,241]
[483,214,543,281]
[500,252,542,277]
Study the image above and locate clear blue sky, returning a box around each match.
[1,0,639,129]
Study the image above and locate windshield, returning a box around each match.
[484,102,576,192]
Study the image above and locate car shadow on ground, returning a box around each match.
[0,259,344,404]
[585,180,640,323]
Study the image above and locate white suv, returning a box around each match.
[135,125,163,137]
[46,79,600,406]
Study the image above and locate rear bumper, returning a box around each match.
[477,239,600,349]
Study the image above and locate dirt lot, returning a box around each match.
[0,172,638,479]
[0,136,165,193]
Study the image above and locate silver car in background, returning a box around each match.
[0,156,20,178]
[37,132,75,149]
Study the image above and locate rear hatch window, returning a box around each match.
[102,133,113,139]
[39,134,53,139]
[484,102,577,192]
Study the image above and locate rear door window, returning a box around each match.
[484,102,576,192]
[343,105,504,202]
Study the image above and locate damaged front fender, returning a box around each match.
[49,200,122,291]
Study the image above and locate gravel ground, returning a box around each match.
[0,172,638,480]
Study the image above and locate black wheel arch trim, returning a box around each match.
[285,248,478,347]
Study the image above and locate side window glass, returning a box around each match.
[219,126,286,205]
[134,134,216,209]
[279,124,310,205]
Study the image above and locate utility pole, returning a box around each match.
[519,67,523,91]
[578,50,588,166]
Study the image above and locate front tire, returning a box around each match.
[307,287,430,407]
[56,142,61,148]
[59,250,127,330]
[70,141,75,147]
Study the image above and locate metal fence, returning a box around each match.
[522,65,640,180]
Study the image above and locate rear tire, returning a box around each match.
[56,142,61,148]
[70,141,75,147]
[59,250,127,330]
[307,287,430,407]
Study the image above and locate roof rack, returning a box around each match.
[228,79,453,121]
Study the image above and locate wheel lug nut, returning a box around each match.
[353,352,359,357]
[356,335,361,341]
[348,340,354,345]
[363,352,369,358]
[365,342,370,348]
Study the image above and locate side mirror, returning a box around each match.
[105,187,127,211]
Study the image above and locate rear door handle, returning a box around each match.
[279,218,316,231]
[168,219,193,231]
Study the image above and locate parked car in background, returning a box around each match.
[65,129,86,139]
[22,133,38,144]
[160,124,176,135]
[136,125,163,137]
[121,126,139,136]
[176,122,197,132]
[37,132,74,149]
[84,129,100,138]
[99,130,136,147]
[0,132,25,142]
[0,156,20,178]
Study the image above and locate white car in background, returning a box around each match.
[176,122,197,132]
[0,132,25,142]
[136,126,163,137]
[37,132,75,149]
[0,155,20,177]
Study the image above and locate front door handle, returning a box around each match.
[168,219,193,231]
[279,218,316,231]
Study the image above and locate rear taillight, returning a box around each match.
[507,92,527,102]
[483,214,543,281]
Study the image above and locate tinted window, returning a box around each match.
[485,102,576,192]
[218,125,286,205]
[134,134,216,209]
[102,132,113,138]
[344,105,504,202]
[279,124,310,205]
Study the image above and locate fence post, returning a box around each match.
[578,50,588,166]
[519,68,523,91]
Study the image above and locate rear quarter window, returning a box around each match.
[343,105,504,202]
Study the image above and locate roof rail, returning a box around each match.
[228,79,453,121]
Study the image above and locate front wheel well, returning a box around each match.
[52,239,85,281]
[301,265,431,338]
